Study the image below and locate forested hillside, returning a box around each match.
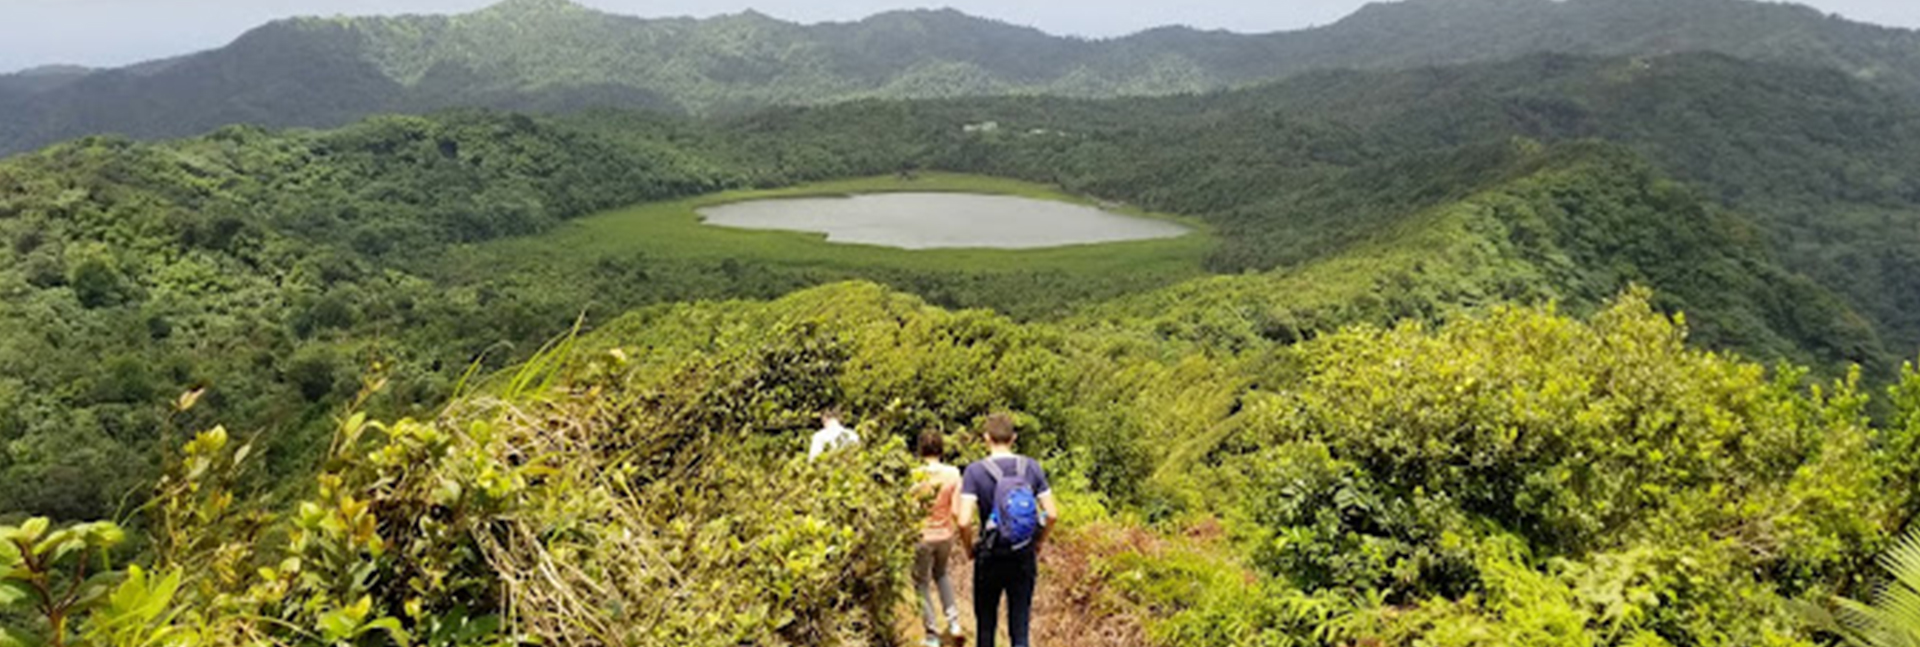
[0,113,735,518]
[5,0,1920,154]
[728,53,1920,367]
[7,50,1919,523]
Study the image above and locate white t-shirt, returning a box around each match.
[808,420,861,461]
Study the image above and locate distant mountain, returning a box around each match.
[0,65,94,94]
[3,0,1920,155]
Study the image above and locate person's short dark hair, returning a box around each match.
[917,429,944,458]
[821,406,843,422]
[983,413,1016,444]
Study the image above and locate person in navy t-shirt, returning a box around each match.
[955,413,1058,647]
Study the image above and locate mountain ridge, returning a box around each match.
[4,0,1920,155]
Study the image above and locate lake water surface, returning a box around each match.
[696,193,1189,250]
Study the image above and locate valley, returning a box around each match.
[1,0,1919,645]
[430,173,1211,319]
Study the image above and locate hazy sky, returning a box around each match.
[3,0,1919,73]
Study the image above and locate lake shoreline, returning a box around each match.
[696,192,1193,250]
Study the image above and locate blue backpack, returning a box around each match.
[982,457,1044,553]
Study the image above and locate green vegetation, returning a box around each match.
[9,50,1919,527]
[4,20,1920,643]
[0,111,736,521]
[3,282,1913,645]
[1802,529,1920,646]
[1077,141,1884,372]
[9,0,1920,155]
[731,53,1920,370]
[0,109,1216,523]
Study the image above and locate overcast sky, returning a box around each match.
[4,0,1919,73]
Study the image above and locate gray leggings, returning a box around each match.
[914,538,960,637]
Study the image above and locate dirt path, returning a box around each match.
[895,534,1152,647]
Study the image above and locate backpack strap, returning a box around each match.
[982,457,1008,481]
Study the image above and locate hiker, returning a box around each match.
[808,407,860,461]
[912,430,965,647]
[955,413,1058,647]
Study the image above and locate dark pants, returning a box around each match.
[972,547,1037,647]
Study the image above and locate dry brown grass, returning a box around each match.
[441,383,918,647]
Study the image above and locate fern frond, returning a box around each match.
[1885,530,1920,605]
[1824,528,1920,647]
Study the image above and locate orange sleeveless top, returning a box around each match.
[916,464,961,543]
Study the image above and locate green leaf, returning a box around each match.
[317,610,358,642]
[1883,529,1920,604]
[1819,528,1920,647]
[143,569,185,622]
[72,570,124,610]
[36,534,84,566]
[361,617,412,645]
[84,523,126,548]
[15,519,47,543]
[0,582,32,609]
[455,614,502,641]
[107,565,149,614]
[0,626,42,647]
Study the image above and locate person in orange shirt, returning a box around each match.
[912,429,966,647]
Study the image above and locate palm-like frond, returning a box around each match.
[1886,532,1920,607]
[1817,530,1920,647]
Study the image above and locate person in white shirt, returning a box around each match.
[808,407,861,461]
